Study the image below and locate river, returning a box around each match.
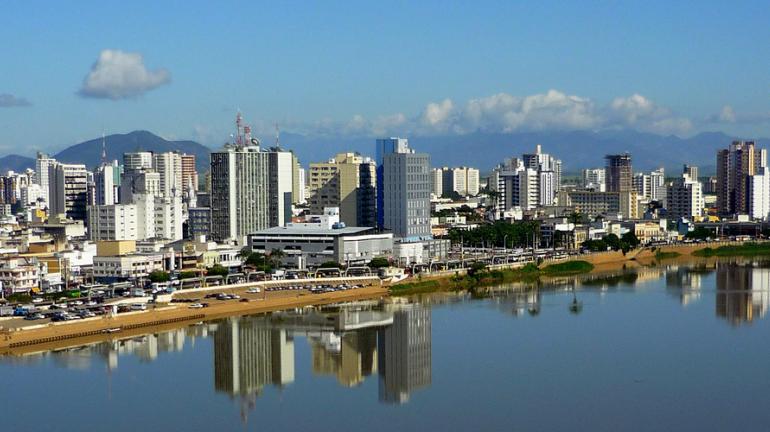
[3,258,770,431]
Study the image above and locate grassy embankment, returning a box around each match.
[390,261,594,295]
[654,250,681,260]
[693,242,770,257]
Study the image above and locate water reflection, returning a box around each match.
[715,263,770,325]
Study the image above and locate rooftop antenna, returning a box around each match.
[101,131,107,166]
[275,123,280,148]
[235,111,243,146]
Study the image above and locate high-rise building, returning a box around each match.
[35,152,56,205]
[268,149,294,227]
[431,169,443,197]
[308,152,377,227]
[152,152,183,199]
[48,163,88,221]
[605,154,633,193]
[605,154,637,219]
[667,167,704,220]
[748,167,770,221]
[123,152,153,171]
[94,162,119,206]
[376,138,411,230]
[120,169,161,204]
[291,154,305,205]
[582,168,606,191]
[433,167,480,197]
[716,140,767,216]
[633,168,666,203]
[180,154,198,195]
[210,143,270,243]
[491,145,562,216]
[379,139,431,240]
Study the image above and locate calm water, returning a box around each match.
[4,259,770,431]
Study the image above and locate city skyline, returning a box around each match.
[2,1,770,155]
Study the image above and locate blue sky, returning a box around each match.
[1,0,769,154]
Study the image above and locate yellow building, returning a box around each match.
[308,153,376,227]
[96,240,137,257]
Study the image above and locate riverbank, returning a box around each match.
[390,260,595,296]
[691,242,770,257]
[0,285,388,353]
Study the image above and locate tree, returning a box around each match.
[467,261,488,279]
[206,264,229,278]
[148,270,170,283]
[603,234,621,251]
[368,257,390,268]
[621,232,640,248]
[179,271,198,280]
[685,226,713,240]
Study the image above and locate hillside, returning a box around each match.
[54,130,211,172]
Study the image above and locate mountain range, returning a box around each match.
[0,129,764,177]
[0,131,211,174]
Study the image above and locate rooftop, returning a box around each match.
[250,226,378,237]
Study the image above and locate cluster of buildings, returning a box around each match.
[1,109,769,297]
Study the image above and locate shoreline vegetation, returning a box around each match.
[654,250,682,260]
[390,261,595,296]
[692,242,770,257]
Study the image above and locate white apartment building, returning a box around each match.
[153,152,183,199]
[582,168,606,191]
[93,254,164,279]
[35,152,56,205]
[749,167,770,220]
[88,204,139,241]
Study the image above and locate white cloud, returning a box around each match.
[78,49,170,100]
[718,105,736,123]
[240,90,693,138]
[0,93,31,107]
[706,105,770,125]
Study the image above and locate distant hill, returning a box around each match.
[54,130,212,172]
[0,154,35,173]
[279,129,760,175]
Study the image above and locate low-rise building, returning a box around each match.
[0,257,40,295]
[92,254,164,280]
[248,226,393,268]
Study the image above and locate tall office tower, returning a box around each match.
[123,152,153,171]
[381,139,431,240]
[308,152,377,227]
[267,149,294,227]
[605,154,633,193]
[431,168,443,196]
[748,167,770,220]
[376,137,411,230]
[716,140,767,216]
[120,169,161,204]
[35,152,56,204]
[210,143,270,243]
[441,167,467,197]
[667,167,704,220]
[94,163,116,205]
[180,154,198,195]
[377,304,432,404]
[295,166,306,205]
[582,168,606,191]
[291,154,305,205]
[152,152,183,198]
[606,154,637,219]
[48,163,88,221]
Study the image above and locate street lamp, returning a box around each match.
[503,234,509,255]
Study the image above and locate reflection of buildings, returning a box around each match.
[716,264,770,325]
[310,329,378,387]
[377,304,432,404]
[213,316,295,397]
[665,266,704,306]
